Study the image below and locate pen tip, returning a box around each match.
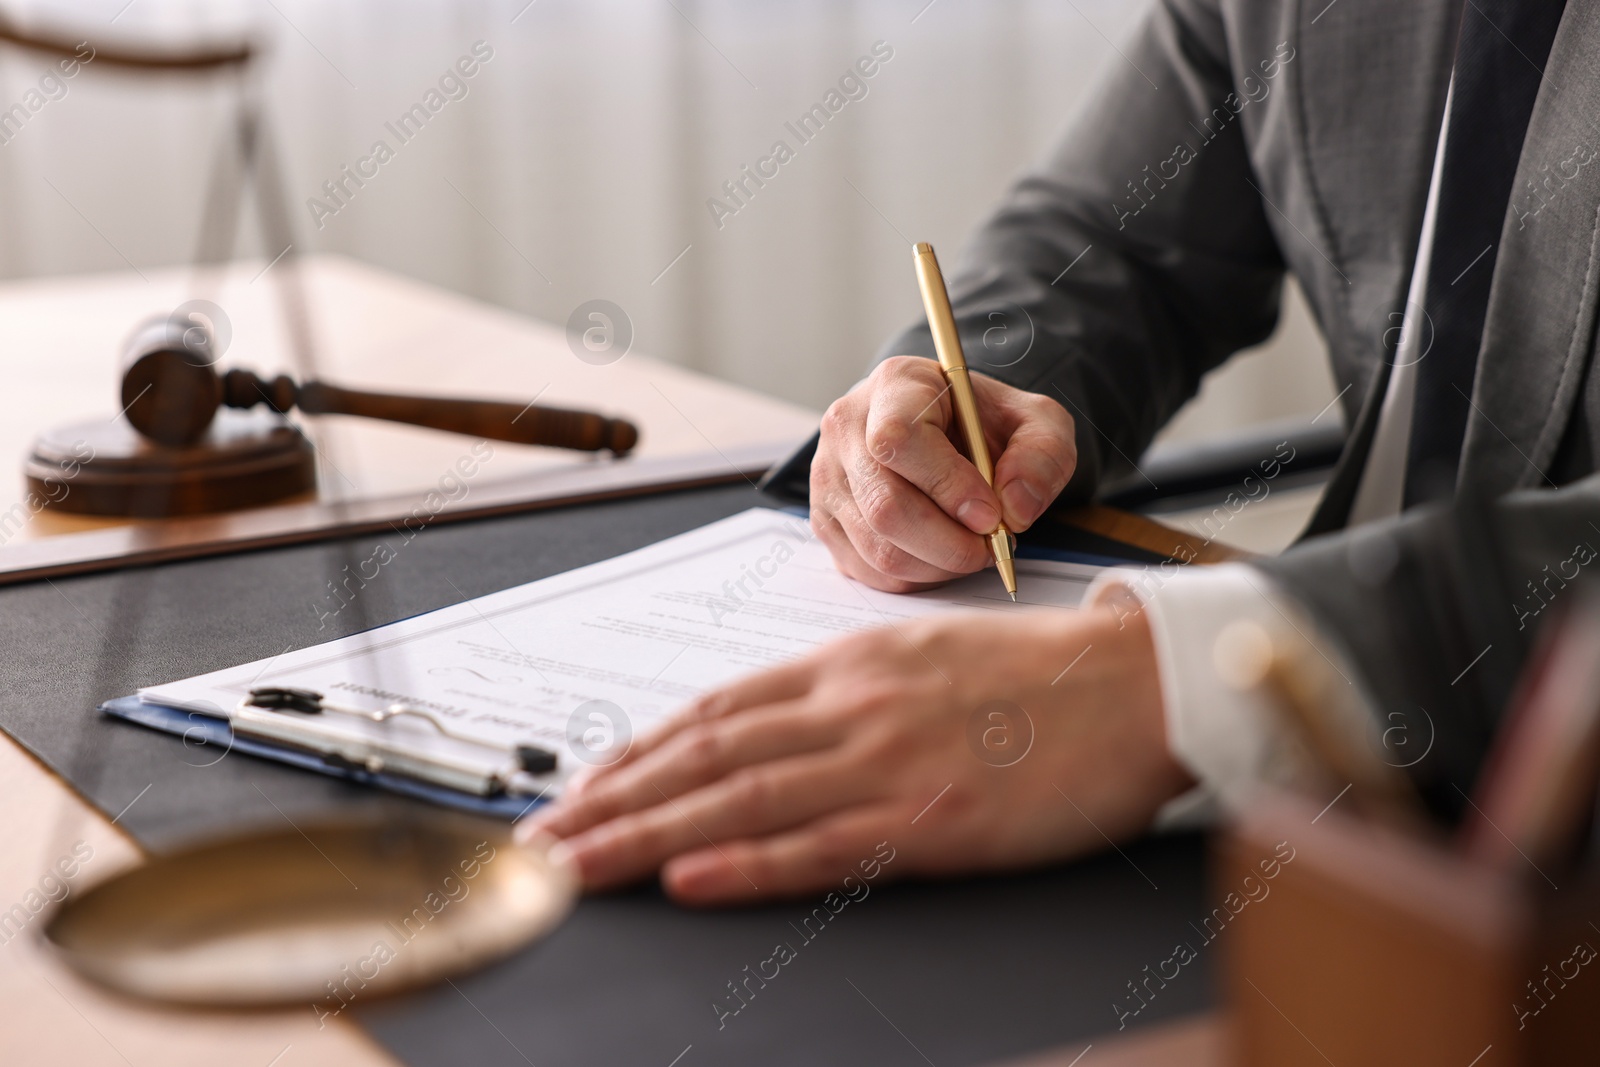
[1009,591,1017,602]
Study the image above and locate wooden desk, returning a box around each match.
[0,493,1313,1064]
[0,261,1320,1060]
[0,257,819,583]
[0,483,1228,1066]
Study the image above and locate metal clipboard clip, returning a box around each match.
[234,686,560,797]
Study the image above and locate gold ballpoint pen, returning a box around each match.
[911,242,1018,601]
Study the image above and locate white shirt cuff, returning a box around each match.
[1085,562,1375,826]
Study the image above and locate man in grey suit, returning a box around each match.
[525,0,1600,903]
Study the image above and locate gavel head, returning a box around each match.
[120,313,225,447]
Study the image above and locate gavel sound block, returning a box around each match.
[24,317,640,518]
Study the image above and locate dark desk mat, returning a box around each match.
[0,484,1212,1065]
[358,838,1211,1067]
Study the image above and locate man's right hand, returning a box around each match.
[810,356,1079,593]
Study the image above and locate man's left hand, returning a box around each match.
[518,604,1193,905]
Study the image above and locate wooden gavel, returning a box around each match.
[118,317,639,455]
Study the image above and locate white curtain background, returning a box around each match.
[0,0,1333,438]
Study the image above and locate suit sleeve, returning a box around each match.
[1253,474,1600,820]
[876,0,1288,501]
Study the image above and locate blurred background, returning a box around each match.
[0,0,1334,442]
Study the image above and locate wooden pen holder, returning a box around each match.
[1218,792,1598,1067]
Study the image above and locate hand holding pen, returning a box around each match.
[807,244,1078,596]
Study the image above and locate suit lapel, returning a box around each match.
[1287,0,1459,534]
[1460,4,1600,494]
[1287,0,1459,387]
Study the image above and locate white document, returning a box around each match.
[142,508,1102,790]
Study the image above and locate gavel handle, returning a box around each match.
[294,381,638,455]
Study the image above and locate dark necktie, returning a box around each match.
[1404,0,1567,506]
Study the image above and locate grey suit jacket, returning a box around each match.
[875,0,1600,818]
